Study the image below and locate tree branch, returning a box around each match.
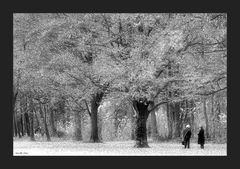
[148,101,168,113]
[197,86,227,96]
[83,99,91,117]
[211,14,224,21]
[66,72,85,86]
[83,72,107,91]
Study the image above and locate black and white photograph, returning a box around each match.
[13,13,227,156]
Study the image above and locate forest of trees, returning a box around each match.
[13,13,227,148]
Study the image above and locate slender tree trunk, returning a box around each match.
[13,112,18,137]
[17,116,22,138]
[150,110,159,141]
[133,100,150,148]
[173,102,181,138]
[50,109,57,137]
[166,103,173,139]
[19,99,25,136]
[39,104,45,136]
[203,98,210,139]
[211,94,216,139]
[90,92,103,143]
[13,118,15,137]
[24,112,30,136]
[13,90,18,137]
[29,112,35,141]
[98,114,103,141]
[34,110,40,129]
[20,111,24,136]
[114,112,119,138]
[28,98,35,141]
[43,105,51,141]
[130,103,136,140]
[131,117,136,140]
[59,97,66,129]
[147,115,152,138]
[74,110,82,141]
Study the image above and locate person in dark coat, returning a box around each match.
[198,126,205,149]
[182,124,192,149]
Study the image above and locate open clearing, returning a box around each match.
[13,137,226,156]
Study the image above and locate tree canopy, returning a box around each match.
[13,13,227,146]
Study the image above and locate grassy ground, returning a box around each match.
[13,136,227,156]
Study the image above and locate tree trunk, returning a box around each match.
[90,92,103,143]
[147,115,152,138]
[150,110,159,141]
[34,110,40,129]
[19,99,25,136]
[50,109,57,137]
[28,98,35,141]
[20,111,24,136]
[13,90,18,137]
[39,104,45,136]
[13,112,18,137]
[74,110,82,141]
[17,116,22,138]
[166,102,182,139]
[24,112,30,136]
[211,94,215,139]
[131,117,136,140]
[114,113,119,138]
[166,103,173,139]
[130,103,136,140]
[29,112,35,141]
[133,100,150,148]
[173,102,181,138]
[203,98,210,139]
[59,97,66,129]
[98,115,103,141]
[43,105,51,141]
[13,110,15,136]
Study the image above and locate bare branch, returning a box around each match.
[197,86,227,96]
[83,99,91,117]
[148,101,168,113]
[211,14,224,21]
[66,72,85,86]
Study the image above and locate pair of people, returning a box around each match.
[182,125,205,149]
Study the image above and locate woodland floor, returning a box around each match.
[13,136,227,156]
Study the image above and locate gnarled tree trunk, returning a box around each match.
[133,100,151,148]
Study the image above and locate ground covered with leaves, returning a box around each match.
[13,137,226,156]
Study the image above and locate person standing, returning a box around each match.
[198,126,205,149]
[182,124,192,149]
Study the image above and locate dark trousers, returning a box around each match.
[200,144,204,149]
[184,140,190,148]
